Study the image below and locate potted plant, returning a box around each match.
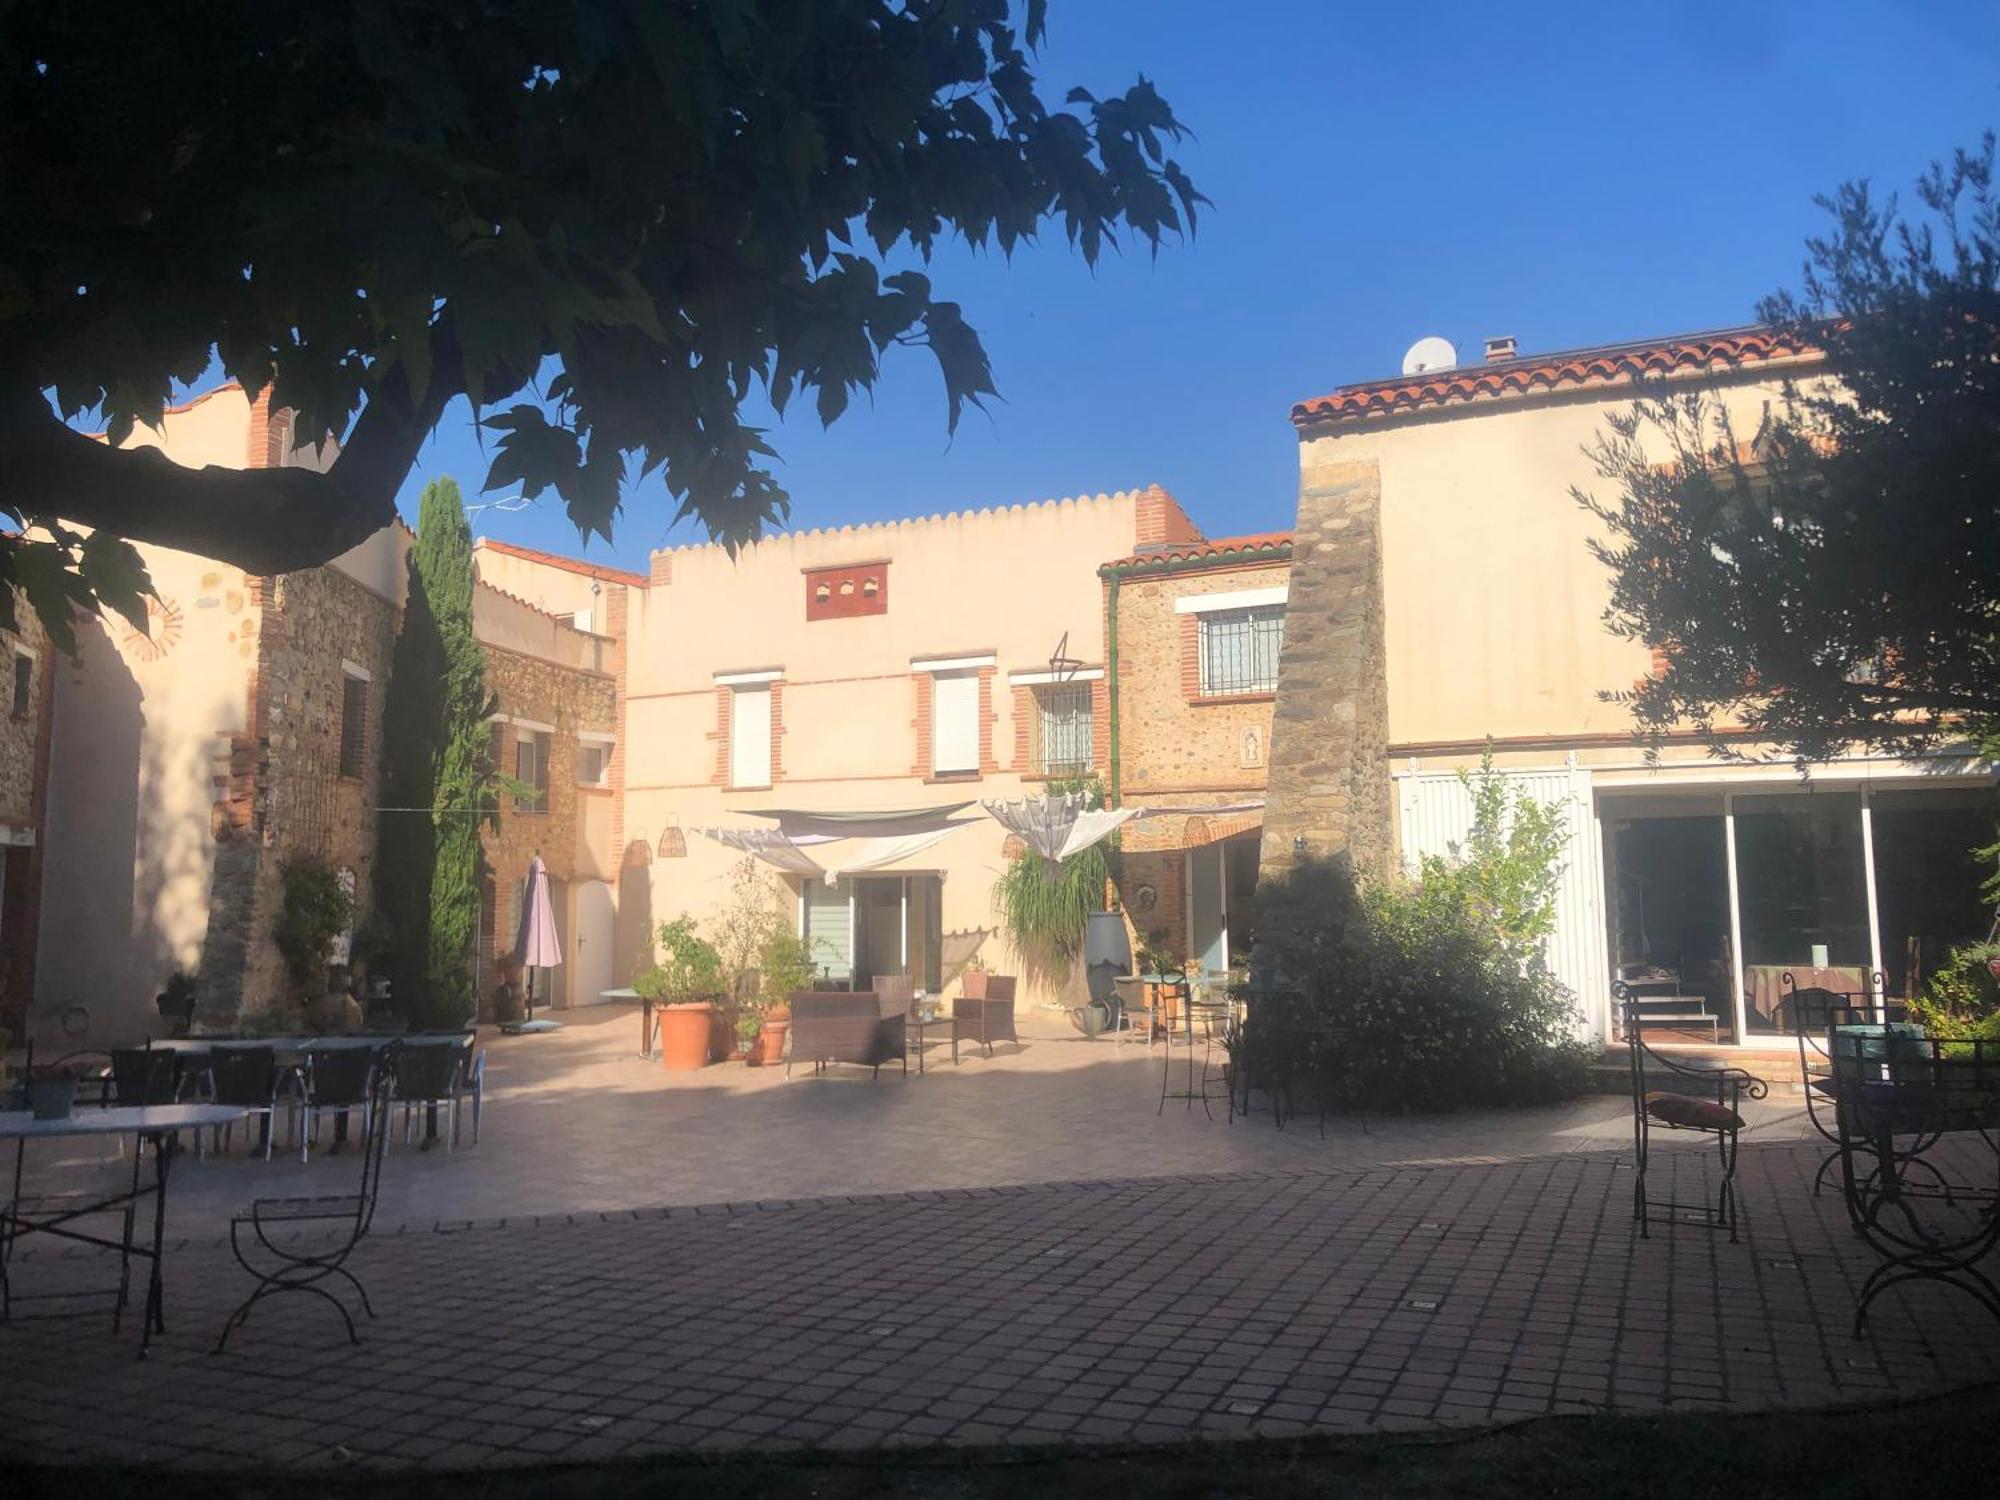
[635,916,725,1070]
[959,952,990,999]
[155,971,198,1037]
[273,855,355,1030]
[747,928,814,1066]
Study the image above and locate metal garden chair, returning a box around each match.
[1618,983,1768,1242]
[214,1042,399,1352]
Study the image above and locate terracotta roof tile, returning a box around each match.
[1101,531,1293,573]
[1290,325,1821,430]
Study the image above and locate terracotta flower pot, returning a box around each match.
[747,1017,790,1066]
[656,1001,714,1070]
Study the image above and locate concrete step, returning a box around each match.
[1589,1045,1812,1100]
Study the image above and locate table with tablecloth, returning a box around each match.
[1745,963,1870,1028]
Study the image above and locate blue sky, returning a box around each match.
[399,0,2000,566]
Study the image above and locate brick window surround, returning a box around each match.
[1009,670,1108,778]
[911,657,998,781]
[711,672,784,789]
[1179,606,1285,705]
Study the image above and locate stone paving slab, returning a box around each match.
[4,1137,1995,1471]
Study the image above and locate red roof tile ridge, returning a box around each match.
[1291,324,1823,429]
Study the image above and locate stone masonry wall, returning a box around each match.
[478,646,618,1007]
[1114,560,1289,801]
[202,565,397,1020]
[0,600,55,1032]
[1256,460,1392,955]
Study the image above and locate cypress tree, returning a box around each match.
[375,477,491,1026]
[419,478,491,1024]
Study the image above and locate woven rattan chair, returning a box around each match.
[951,975,1018,1058]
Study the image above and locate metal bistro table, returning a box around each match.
[598,988,651,1059]
[2,1103,246,1357]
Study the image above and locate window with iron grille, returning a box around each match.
[10,653,31,717]
[338,673,368,779]
[1032,683,1093,775]
[516,729,551,812]
[1198,606,1284,696]
[578,741,612,788]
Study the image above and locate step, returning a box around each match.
[1588,1046,1811,1099]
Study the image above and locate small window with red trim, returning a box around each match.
[805,561,888,620]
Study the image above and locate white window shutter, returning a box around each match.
[931,671,980,773]
[731,685,772,787]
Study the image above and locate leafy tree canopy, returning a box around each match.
[1577,136,1999,765]
[0,0,1201,638]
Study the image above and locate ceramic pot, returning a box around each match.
[656,1001,714,1070]
[747,1017,790,1066]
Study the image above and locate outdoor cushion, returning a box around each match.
[1644,1091,1744,1131]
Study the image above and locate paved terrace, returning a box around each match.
[6,1006,1994,1471]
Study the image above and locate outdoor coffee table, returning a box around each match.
[907,1011,957,1072]
[2,1103,246,1357]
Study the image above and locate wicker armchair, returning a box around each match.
[786,991,908,1078]
[952,975,1018,1058]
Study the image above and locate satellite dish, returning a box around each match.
[1401,336,1458,376]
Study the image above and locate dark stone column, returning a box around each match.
[1256,459,1393,958]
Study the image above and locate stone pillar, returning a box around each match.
[1256,459,1392,946]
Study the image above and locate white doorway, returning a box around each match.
[571,879,614,1007]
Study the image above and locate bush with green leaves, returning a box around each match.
[1910,939,2000,1042]
[1254,755,1590,1113]
[273,856,353,994]
[633,916,725,1004]
[757,929,817,1015]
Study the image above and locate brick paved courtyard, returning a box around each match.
[9,1005,1992,1472]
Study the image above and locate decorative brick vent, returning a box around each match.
[805,561,888,621]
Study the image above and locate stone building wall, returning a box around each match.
[1255,459,1393,960]
[202,565,397,1019]
[0,602,55,1032]
[1112,558,1290,802]
[477,645,618,1008]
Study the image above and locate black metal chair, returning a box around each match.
[214,1043,399,1352]
[393,1041,471,1152]
[1782,972,1895,1199]
[296,1044,380,1163]
[1618,983,1768,1242]
[1829,1028,2000,1333]
[205,1046,297,1161]
[108,1046,179,1107]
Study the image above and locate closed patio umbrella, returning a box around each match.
[505,854,565,1035]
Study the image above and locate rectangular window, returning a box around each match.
[338,672,368,779]
[931,670,980,775]
[577,741,612,788]
[1032,684,1093,776]
[10,654,31,717]
[1199,606,1285,696]
[515,729,551,812]
[730,685,772,788]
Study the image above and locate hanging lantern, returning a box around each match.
[657,825,687,858]
[1001,833,1027,862]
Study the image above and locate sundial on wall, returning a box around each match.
[121,595,184,661]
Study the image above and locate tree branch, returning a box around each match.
[1,355,454,576]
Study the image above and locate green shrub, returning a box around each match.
[1252,752,1591,1113]
[634,916,724,1003]
[273,856,353,993]
[1910,939,2000,1041]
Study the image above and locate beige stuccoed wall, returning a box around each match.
[620,494,1146,1002]
[1300,372,1807,750]
[471,543,616,622]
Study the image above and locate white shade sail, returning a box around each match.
[983,795,1262,866]
[694,827,829,876]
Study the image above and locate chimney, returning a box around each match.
[1483,335,1518,363]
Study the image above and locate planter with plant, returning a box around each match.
[748,928,815,1066]
[635,916,726,1070]
[155,971,199,1037]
